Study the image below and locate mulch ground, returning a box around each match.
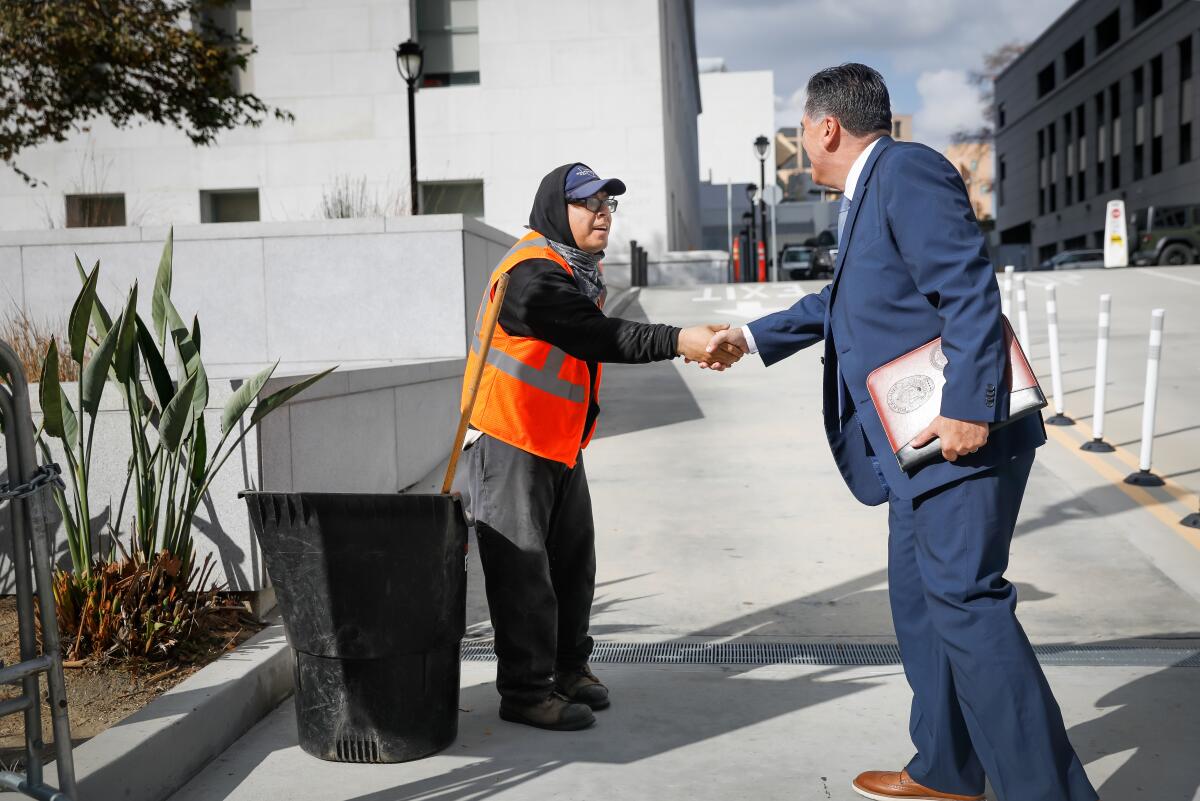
[0,595,265,772]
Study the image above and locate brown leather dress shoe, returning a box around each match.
[851,770,984,801]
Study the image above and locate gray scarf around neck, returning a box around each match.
[549,240,608,308]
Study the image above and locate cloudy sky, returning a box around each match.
[694,0,1078,151]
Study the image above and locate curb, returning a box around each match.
[606,287,641,317]
[49,621,293,801]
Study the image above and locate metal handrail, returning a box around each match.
[0,340,78,800]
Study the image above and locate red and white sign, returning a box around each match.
[1103,200,1128,268]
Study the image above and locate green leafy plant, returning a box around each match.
[32,226,333,661]
[35,231,332,658]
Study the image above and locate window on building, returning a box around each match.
[1095,92,1107,193]
[998,103,1007,129]
[1151,55,1164,174]
[1038,129,1046,215]
[1133,0,1162,28]
[1076,105,1087,202]
[1182,36,1194,163]
[200,189,260,223]
[1096,9,1120,54]
[195,0,253,93]
[1110,82,1122,188]
[1038,63,1056,97]
[65,193,126,228]
[1133,66,1145,180]
[420,180,484,217]
[1064,38,1085,79]
[893,120,902,137]
[417,0,480,87]
[998,156,1006,207]
[1038,243,1059,263]
[1048,123,1058,212]
[1064,113,1074,205]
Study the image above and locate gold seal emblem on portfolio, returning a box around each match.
[887,375,936,415]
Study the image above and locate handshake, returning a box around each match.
[675,324,749,372]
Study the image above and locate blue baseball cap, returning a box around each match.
[564,163,626,200]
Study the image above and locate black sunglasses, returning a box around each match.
[571,196,619,213]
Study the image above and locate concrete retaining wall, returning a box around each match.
[0,215,513,377]
[0,359,465,593]
[0,216,505,592]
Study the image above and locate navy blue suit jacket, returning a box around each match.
[747,137,1045,505]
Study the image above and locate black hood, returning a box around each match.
[528,163,581,249]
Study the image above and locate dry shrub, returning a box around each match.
[49,552,244,664]
[0,308,78,382]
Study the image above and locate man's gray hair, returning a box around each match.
[805,63,893,137]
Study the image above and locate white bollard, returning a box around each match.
[1081,294,1115,452]
[1015,275,1031,353]
[1126,309,1166,486]
[1044,284,1074,425]
[1001,265,1015,318]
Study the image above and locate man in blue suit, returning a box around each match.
[706,65,1098,801]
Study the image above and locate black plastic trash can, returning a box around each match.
[243,491,468,763]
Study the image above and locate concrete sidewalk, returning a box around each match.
[171,660,1199,801]
[171,280,1200,801]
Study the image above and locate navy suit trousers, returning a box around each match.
[887,451,1098,801]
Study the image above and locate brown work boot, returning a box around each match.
[554,664,610,710]
[851,769,984,801]
[499,693,595,731]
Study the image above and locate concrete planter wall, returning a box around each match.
[0,215,514,378]
[0,359,465,593]
[0,215,506,592]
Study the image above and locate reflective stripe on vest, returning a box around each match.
[472,338,587,403]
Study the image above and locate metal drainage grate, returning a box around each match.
[460,640,1200,668]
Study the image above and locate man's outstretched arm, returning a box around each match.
[703,284,830,368]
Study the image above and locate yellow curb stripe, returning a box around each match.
[1052,422,1200,506]
[1044,424,1200,552]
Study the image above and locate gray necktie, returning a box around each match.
[834,194,851,425]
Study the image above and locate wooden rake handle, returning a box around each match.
[442,273,510,494]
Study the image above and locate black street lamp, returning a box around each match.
[754,135,770,279]
[395,39,425,215]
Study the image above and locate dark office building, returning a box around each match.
[995,0,1200,265]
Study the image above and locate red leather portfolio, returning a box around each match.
[865,317,1046,472]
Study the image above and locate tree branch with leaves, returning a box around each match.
[0,0,292,185]
[953,41,1027,144]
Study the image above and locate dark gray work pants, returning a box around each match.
[466,434,596,704]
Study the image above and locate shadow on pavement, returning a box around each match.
[1059,634,1200,801]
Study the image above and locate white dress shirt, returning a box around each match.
[741,137,883,355]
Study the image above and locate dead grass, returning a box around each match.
[51,552,241,664]
[0,308,78,382]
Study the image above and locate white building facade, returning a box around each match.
[697,64,776,186]
[0,0,702,255]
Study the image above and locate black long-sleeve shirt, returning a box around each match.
[497,260,681,440]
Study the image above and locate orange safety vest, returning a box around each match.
[463,231,603,467]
